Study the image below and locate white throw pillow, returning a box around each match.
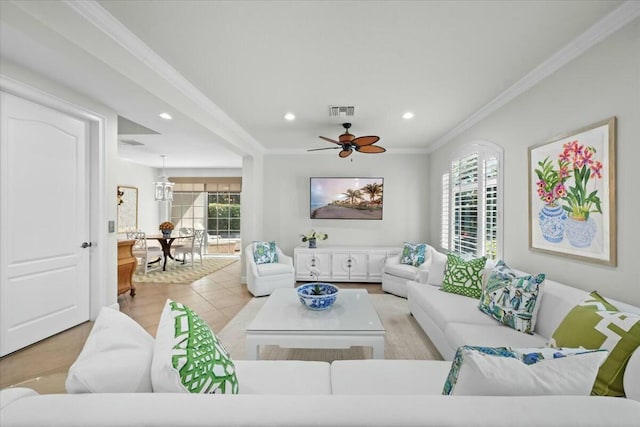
[65,307,154,393]
[151,299,238,394]
[443,346,608,396]
[425,249,447,286]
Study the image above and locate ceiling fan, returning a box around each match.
[308,123,386,158]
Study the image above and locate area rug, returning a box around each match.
[133,257,238,284]
[217,294,442,362]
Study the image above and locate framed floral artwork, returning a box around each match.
[528,117,616,265]
[117,186,138,233]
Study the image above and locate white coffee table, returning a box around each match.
[245,288,385,360]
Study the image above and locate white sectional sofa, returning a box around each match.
[405,247,640,400]
[2,359,640,426]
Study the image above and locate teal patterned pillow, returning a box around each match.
[253,241,278,264]
[152,300,238,394]
[443,345,608,396]
[441,253,487,299]
[400,242,427,267]
[478,260,545,334]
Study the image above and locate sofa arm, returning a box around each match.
[416,267,430,284]
[0,388,39,410]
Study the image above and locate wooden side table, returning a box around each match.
[118,239,137,297]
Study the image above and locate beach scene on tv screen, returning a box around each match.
[310,177,383,220]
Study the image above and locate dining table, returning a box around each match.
[146,234,193,271]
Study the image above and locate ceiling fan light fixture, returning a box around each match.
[159,112,172,120]
[402,112,415,120]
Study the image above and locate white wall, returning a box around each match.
[427,19,640,306]
[115,159,161,235]
[262,152,429,256]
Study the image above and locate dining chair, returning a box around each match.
[131,231,163,274]
[192,229,206,266]
[172,234,196,269]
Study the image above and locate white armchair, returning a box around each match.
[382,246,441,298]
[245,244,295,297]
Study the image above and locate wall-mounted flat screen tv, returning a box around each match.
[310,177,383,220]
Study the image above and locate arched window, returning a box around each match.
[441,142,503,260]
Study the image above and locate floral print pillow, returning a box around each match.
[478,260,545,334]
[400,242,427,267]
[253,241,278,264]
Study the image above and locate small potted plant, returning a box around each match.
[159,221,174,238]
[296,269,339,310]
[300,230,328,248]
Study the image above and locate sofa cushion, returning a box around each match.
[400,242,427,267]
[65,307,154,393]
[424,249,447,286]
[330,360,452,395]
[443,346,608,396]
[151,300,238,394]
[256,262,292,276]
[233,361,331,394]
[478,260,546,334]
[549,291,640,397]
[408,283,498,332]
[445,322,547,351]
[384,263,419,281]
[624,347,640,401]
[441,253,487,299]
[253,241,278,264]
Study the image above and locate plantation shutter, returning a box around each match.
[483,156,499,260]
[441,173,450,249]
[451,152,479,256]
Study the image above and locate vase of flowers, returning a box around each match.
[558,140,602,248]
[300,230,328,248]
[534,157,568,243]
[159,221,174,238]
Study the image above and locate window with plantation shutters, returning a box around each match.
[441,143,503,260]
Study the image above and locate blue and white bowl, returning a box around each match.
[296,283,339,310]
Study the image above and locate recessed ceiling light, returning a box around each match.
[159,112,172,120]
[284,112,296,121]
[402,112,415,120]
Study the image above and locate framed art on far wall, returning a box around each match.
[528,117,616,265]
[117,186,138,233]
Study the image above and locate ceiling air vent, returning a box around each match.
[119,139,145,146]
[328,105,355,118]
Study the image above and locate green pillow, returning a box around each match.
[549,291,640,397]
[152,300,239,394]
[441,253,487,299]
[400,242,427,267]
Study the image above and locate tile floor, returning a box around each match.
[0,257,383,393]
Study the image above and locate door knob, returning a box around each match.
[81,242,92,248]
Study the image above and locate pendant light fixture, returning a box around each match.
[154,154,174,202]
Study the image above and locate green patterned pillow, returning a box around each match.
[400,242,427,267]
[478,260,545,334]
[549,291,640,397]
[253,241,278,264]
[441,253,487,299]
[151,299,239,394]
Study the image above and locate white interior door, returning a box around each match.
[0,92,90,356]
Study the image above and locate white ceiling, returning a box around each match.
[0,0,628,168]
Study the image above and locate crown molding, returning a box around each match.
[427,1,640,153]
[64,0,265,154]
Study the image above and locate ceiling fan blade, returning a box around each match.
[356,145,386,153]
[307,147,341,151]
[319,136,341,145]
[339,149,353,158]
[351,135,380,147]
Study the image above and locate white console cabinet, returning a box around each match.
[294,246,400,283]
